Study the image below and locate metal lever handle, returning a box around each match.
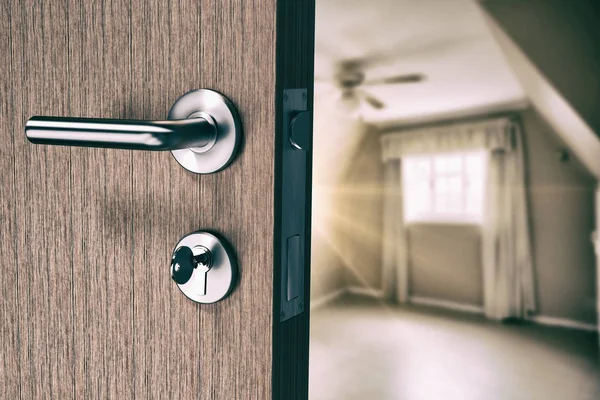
[26,116,216,151]
[25,89,242,174]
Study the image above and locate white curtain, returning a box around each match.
[381,118,512,161]
[381,159,408,302]
[380,117,536,319]
[482,122,536,320]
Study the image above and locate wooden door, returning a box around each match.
[0,1,314,399]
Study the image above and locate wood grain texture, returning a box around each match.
[1,0,296,398]
[12,1,74,398]
[0,1,20,398]
[273,1,315,399]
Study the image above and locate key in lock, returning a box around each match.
[170,231,237,304]
[171,245,212,295]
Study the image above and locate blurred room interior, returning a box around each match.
[309,0,600,399]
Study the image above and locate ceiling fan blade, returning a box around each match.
[360,91,385,110]
[364,73,425,86]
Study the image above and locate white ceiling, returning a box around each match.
[315,0,526,124]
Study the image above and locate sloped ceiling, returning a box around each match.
[315,0,526,124]
[480,0,600,178]
[480,0,600,137]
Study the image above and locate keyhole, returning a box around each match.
[192,246,212,296]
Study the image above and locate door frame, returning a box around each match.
[272,1,316,398]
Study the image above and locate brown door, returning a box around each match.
[0,1,314,399]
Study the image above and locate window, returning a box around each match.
[402,151,487,223]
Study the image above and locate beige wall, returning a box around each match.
[408,223,483,305]
[310,98,374,300]
[338,130,384,290]
[310,229,347,300]
[522,108,597,324]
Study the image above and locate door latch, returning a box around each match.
[279,89,311,321]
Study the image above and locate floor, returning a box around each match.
[309,295,600,400]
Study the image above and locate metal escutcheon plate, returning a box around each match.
[172,231,238,304]
[168,89,242,174]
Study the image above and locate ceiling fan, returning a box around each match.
[315,58,425,112]
[313,32,482,112]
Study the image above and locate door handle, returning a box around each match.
[26,116,216,151]
[25,89,242,174]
